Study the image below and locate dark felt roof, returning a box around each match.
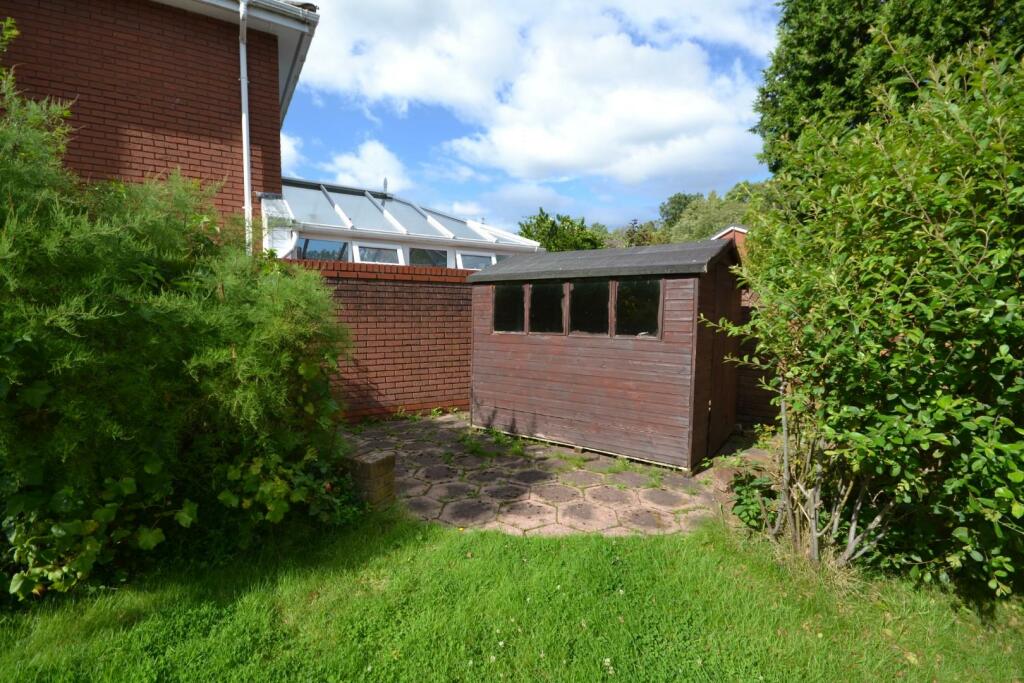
[466,240,734,283]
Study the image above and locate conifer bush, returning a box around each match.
[0,20,356,599]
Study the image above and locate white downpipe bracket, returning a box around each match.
[239,0,254,254]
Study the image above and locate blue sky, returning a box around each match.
[280,1,778,230]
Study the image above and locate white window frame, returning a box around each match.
[406,245,450,268]
[354,241,406,266]
[456,251,496,270]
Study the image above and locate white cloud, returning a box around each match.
[300,1,774,191]
[319,139,413,192]
[280,132,305,177]
[449,200,486,217]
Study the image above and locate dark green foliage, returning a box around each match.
[755,0,1024,171]
[517,208,606,251]
[621,219,665,247]
[665,183,760,243]
[0,26,357,599]
[735,45,1024,594]
[658,192,701,226]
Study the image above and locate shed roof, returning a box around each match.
[466,240,735,283]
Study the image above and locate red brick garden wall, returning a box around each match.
[0,0,281,217]
[295,261,474,420]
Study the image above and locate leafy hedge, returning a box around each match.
[734,45,1024,595]
[0,21,357,599]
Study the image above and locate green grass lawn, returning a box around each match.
[1,512,1021,682]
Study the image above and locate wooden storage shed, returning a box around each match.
[467,241,741,471]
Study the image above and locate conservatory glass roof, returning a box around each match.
[275,178,536,248]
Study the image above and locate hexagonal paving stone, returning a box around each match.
[478,520,524,536]
[439,499,497,526]
[585,485,638,509]
[465,468,509,485]
[405,496,442,520]
[558,470,605,488]
[638,488,696,511]
[531,483,582,504]
[511,468,555,485]
[452,455,488,470]
[482,483,529,502]
[525,523,577,536]
[430,482,477,501]
[607,471,651,488]
[417,464,459,482]
[619,507,675,534]
[396,477,429,498]
[406,451,449,468]
[661,471,698,491]
[559,501,618,532]
[583,456,622,473]
[498,500,557,530]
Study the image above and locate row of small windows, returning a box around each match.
[294,237,506,270]
[493,279,661,338]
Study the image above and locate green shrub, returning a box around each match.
[0,22,357,599]
[734,45,1024,595]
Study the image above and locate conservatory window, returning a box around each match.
[409,247,448,267]
[458,252,495,270]
[355,244,402,265]
[297,238,349,261]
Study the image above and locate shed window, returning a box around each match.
[569,280,609,334]
[615,279,661,337]
[299,238,349,261]
[530,282,564,334]
[493,284,524,332]
[410,248,448,267]
[358,245,401,264]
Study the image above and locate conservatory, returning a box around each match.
[261,178,540,269]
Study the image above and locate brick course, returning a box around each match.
[292,261,474,420]
[0,0,281,217]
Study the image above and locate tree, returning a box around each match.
[754,0,1024,171]
[658,192,701,227]
[732,45,1024,595]
[666,184,758,243]
[620,219,666,247]
[518,208,606,251]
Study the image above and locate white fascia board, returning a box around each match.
[295,222,539,253]
[364,192,409,234]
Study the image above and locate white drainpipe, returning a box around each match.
[239,0,254,254]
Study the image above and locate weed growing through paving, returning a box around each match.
[645,469,665,489]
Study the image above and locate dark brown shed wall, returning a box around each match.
[471,278,697,468]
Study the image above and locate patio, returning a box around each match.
[343,412,732,536]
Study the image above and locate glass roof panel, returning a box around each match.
[282,184,343,227]
[381,199,442,237]
[424,209,491,242]
[328,191,400,233]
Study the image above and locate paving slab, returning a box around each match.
[381,413,736,537]
[558,470,605,488]
[585,485,638,509]
[440,499,497,526]
[559,501,619,532]
[531,483,582,504]
[619,508,675,534]
[498,500,557,530]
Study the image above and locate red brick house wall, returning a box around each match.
[0,0,281,217]
[294,261,474,420]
